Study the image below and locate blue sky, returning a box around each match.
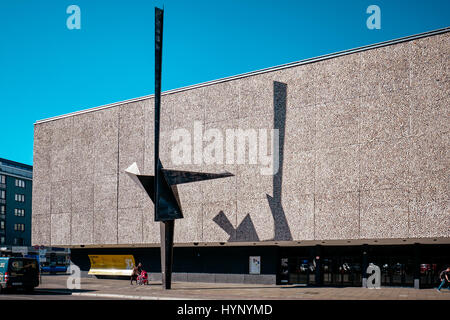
[0,0,449,165]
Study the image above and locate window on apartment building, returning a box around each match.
[0,205,5,214]
[15,179,25,188]
[14,223,25,232]
[0,175,5,184]
[0,220,4,230]
[0,237,4,244]
[14,208,25,217]
[0,190,5,199]
[15,194,25,202]
[13,238,23,245]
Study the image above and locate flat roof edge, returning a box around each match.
[0,157,33,170]
[35,26,450,125]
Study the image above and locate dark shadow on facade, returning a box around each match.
[212,211,235,240]
[213,81,292,242]
[268,81,292,241]
[235,214,260,242]
[213,211,260,242]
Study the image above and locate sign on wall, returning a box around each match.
[249,256,261,274]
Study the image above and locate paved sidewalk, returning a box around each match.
[32,275,450,300]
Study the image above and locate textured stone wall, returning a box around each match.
[32,32,449,246]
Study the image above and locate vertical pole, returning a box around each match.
[160,220,174,289]
[154,7,163,206]
[155,7,174,290]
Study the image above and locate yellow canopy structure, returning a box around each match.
[88,255,135,276]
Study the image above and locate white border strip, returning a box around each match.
[71,292,196,300]
[35,26,449,125]
[38,290,199,300]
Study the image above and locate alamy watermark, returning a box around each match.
[366,263,381,289]
[66,5,81,30]
[65,5,380,31]
[171,121,279,176]
[66,262,81,290]
[366,5,381,30]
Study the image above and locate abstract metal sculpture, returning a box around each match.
[125,7,233,290]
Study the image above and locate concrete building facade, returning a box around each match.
[32,28,449,287]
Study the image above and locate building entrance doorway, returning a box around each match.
[287,257,316,285]
[322,256,362,287]
[378,260,414,286]
[278,244,449,288]
[368,253,415,287]
[278,246,317,286]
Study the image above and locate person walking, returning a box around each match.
[437,267,450,292]
[130,264,139,285]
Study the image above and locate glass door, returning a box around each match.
[287,257,314,286]
[322,258,335,285]
[279,258,289,284]
[338,259,362,286]
[322,256,362,287]
[420,263,434,287]
[375,257,415,287]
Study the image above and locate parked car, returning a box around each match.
[0,257,39,293]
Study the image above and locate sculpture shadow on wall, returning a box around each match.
[213,81,292,242]
[213,211,260,242]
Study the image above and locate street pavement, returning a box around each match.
[0,275,449,300]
